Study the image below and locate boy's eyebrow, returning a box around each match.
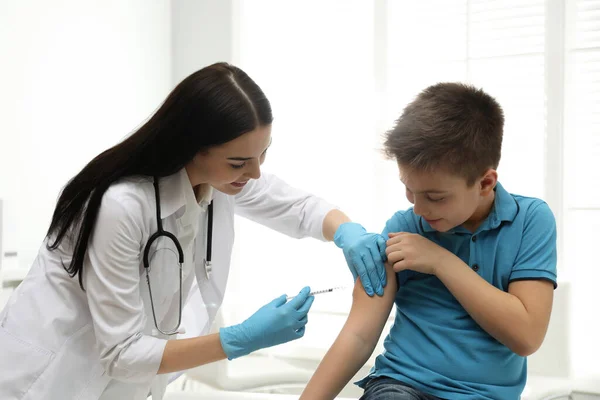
[414,189,448,194]
[400,179,448,194]
[227,139,272,161]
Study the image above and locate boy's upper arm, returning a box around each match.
[507,202,557,347]
[383,210,410,237]
[334,211,412,348]
[509,201,557,287]
[346,263,397,347]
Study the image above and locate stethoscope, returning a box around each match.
[143,176,213,336]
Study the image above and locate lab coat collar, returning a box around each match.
[158,169,213,226]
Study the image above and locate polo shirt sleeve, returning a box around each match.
[509,201,558,288]
[382,210,418,237]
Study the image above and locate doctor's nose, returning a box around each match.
[245,162,261,180]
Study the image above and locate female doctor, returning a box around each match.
[0,63,387,400]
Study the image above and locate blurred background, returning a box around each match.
[0,1,598,398]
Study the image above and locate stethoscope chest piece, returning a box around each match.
[204,259,212,280]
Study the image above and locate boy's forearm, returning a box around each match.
[300,331,375,399]
[435,255,543,356]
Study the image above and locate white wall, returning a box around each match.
[171,0,237,84]
[169,0,248,313]
[0,0,172,268]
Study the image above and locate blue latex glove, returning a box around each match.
[334,222,387,296]
[219,286,314,360]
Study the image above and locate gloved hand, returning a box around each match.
[334,222,387,296]
[219,286,314,360]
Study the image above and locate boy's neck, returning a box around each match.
[462,190,496,232]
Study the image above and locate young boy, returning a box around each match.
[300,83,557,400]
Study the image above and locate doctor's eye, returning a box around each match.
[230,163,246,169]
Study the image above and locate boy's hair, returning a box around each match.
[383,82,504,185]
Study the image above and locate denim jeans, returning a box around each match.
[360,377,443,400]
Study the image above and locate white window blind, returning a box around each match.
[564,0,600,209]
[231,0,550,313]
[228,0,599,374]
[564,0,600,378]
[379,0,547,230]
[229,0,593,321]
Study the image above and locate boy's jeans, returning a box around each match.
[360,377,442,400]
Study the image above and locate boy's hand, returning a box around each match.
[386,232,452,275]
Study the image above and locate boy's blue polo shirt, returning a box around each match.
[356,183,557,400]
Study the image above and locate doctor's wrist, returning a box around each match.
[323,209,352,242]
[219,325,252,360]
[333,222,366,248]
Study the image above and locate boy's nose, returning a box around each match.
[413,202,428,217]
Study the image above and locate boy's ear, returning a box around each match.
[479,169,498,195]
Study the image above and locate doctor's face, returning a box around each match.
[186,125,272,195]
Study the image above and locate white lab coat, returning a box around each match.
[0,169,335,400]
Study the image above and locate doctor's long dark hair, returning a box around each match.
[46,62,273,290]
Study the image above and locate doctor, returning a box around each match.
[0,62,387,400]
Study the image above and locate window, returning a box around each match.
[376,0,547,226]
[228,4,598,368]
[563,0,600,378]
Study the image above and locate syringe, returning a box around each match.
[286,286,348,300]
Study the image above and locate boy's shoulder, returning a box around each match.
[510,190,547,209]
[382,208,421,235]
[502,187,555,227]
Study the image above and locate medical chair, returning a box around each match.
[179,282,600,400]
[521,282,600,400]
[163,391,355,400]
[179,308,383,397]
[177,308,319,394]
[0,199,3,302]
[521,376,600,400]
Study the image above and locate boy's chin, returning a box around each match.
[432,221,460,233]
[426,219,450,232]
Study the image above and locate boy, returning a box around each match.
[300,83,557,400]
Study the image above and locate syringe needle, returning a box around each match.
[286,286,348,300]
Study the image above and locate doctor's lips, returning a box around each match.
[425,218,442,224]
[231,180,248,188]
